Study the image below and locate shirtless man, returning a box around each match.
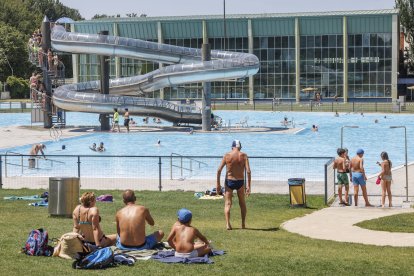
[28,143,46,169]
[115,190,164,250]
[123,108,130,132]
[30,143,46,157]
[350,149,373,207]
[334,148,350,206]
[217,140,251,230]
[167,208,211,258]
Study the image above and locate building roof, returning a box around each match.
[75,9,399,24]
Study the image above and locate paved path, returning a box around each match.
[281,206,414,247]
[0,126,90,150]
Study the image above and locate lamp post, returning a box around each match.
[390,126,409,202]
[340,126,359,149]
[223,0,226,50]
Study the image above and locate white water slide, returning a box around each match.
[51,25,259,124]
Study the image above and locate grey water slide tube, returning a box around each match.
[51,25,259,124]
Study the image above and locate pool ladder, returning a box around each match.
[170,153,208,180]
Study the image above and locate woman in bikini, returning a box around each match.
[72,192,116,247]
[378,152,392,208]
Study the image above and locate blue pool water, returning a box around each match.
[2,111,413,177]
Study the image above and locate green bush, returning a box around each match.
[6,76,29,99]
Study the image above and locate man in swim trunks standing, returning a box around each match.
[115,190,164,250]
[217,140,251,230]
[334,148,350,206]
[123,108,130,133]
[351,149,373,207]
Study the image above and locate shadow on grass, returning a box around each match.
[289,206,319,210]
[232,227,280,232]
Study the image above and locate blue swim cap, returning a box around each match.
[357,148,364,155]
[177,208,192,223]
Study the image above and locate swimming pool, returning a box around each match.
[1,110,413,177]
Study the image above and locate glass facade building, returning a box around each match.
[71,9,399,101]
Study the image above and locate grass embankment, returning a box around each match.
[357,213,414,233]
[1,189,414,275]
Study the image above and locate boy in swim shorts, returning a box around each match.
[334,148,350,206]
[167,208,211,258]
[350,149,373,207]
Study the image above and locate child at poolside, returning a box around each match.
[167,208,212,258]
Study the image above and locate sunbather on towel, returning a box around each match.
[116,190,164,250]
[72,192,116,247]
[167,208,212,258]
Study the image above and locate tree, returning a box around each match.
[24,0,83,22]
[92,14,121,19]
[396,0,414,72]
[0,0,83,80]
[0,23,33,82]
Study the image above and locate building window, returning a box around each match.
[300,34,343,99]
[348,33,392,98]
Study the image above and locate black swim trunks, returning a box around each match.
[225,179,244,190]
[124,119,130,126]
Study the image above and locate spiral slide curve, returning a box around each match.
[51,25,259,124]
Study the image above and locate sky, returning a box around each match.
[59,0,395,20]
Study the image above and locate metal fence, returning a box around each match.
[212,99,414,113]
[0,101,32,111]
[324,158,335,204]
[0,154,334,204]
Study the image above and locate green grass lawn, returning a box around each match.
[1,189,414,275]
[356,213,414,233]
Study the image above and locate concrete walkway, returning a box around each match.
[0,125,90,150]
[281,206,414,247]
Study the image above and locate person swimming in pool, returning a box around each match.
[97,142,105,152]
[90,143,97,151]
[216,140,251,230]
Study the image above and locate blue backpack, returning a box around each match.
[73,247,114,269]
[22,228,53,256]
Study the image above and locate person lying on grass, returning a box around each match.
[167,208,212,258]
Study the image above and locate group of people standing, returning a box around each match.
[111,108,156,133]
[334,148,392,208]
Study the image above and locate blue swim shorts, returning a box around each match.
[225,179,244,190]
[352,172,366,186]
[116,234,157,250]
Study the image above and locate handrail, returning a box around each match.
[170,152,208,180]
[49,124,62,141]
[4,151,65,176]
